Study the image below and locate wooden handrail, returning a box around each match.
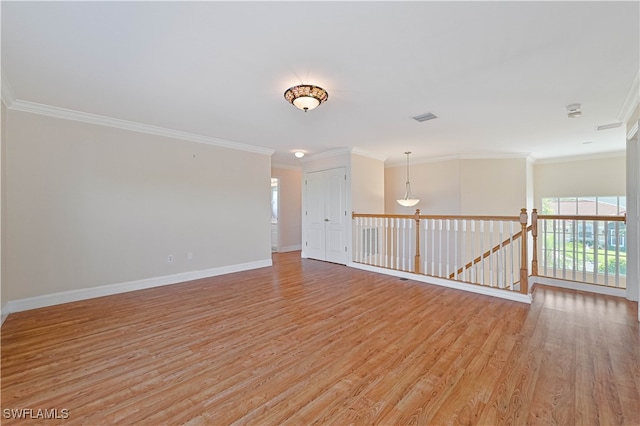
[353,212,520,222]
[449,225,533,279]
[537,214,626,223]
[353,212,416,219]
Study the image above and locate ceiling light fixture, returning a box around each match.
[566,103,582,118]
[284,84,328,112]
[294,151,305,158]
[397,152,420,207]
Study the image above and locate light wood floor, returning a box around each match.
[2,251,639,425]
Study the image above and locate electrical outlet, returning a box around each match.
[167,254,174,263]
[187,252,193,261]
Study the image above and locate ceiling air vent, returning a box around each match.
[596,122,622,131]
[412,112,437,122]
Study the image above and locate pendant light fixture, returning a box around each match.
[397,151,420,207]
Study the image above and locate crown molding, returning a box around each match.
[385,150,624,168]
[459,152,532,161]
[384,152,532,168]
[618,71,639,124]
[533,150,626,165]
[299,147,353,163]
[1,74,16,107]
[300,146,387,164]
[627,121,638,141]
[7,99,275,156]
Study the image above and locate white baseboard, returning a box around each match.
[277,245,301,253]
[531,276,627,298]
[6,258,273,315]
[348,263,532,304]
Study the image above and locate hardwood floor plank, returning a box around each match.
[526,307,576,425]
[2,253,638,425]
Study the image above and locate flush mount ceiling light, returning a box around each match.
[397,152,420,207]
[284,84,328,112]
[294,151,305,158]
[567,103,582,118]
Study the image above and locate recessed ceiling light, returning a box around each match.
[294,151,305,158]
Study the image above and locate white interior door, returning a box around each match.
[304,167,348,264]
[305,171,326,260]
[325,168,347,263]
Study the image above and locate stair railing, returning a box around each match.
[352,209,530,294]
[532,210,627,288]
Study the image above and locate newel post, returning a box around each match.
[519,208,529,294]
[531,208,538,277]
[414,209,421,274]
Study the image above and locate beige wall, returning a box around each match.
[526,159,535,212]
[385,157,529,216]
[271,167,302,251]
[385,159,462,215]
[4,109,272,301]
[460,158,529,216]
[1,102,6,317]
[387,154,626,218]
[352,154,384,214]
[534,155,626,206]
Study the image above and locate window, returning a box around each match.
[541,196,626,216]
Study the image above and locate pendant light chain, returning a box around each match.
[405,151,411,184]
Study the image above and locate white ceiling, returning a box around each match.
[2,1,639,166]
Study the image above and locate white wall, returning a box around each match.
[271,166,302,252]
[4,109,272,302]
[534,154,626,203]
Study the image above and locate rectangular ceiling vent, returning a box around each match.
[412,112,437,122]
[595,122,622,131]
